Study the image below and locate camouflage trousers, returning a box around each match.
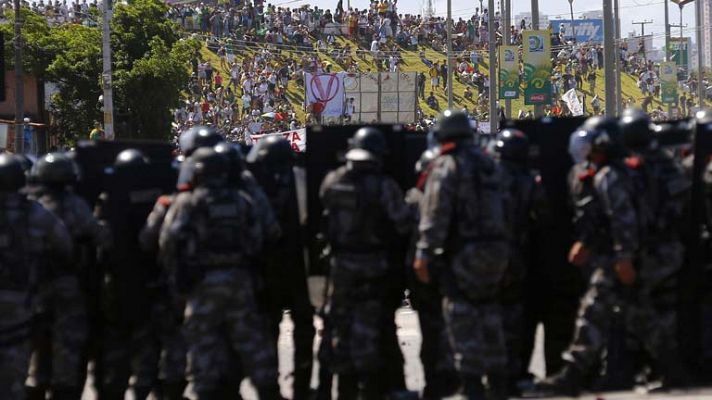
[442,298,507,377]
[101,322,159,393]
[409,280,456,386]
[563,266,678,371]
[0,290,33,399]
[28,275,88,389]
[327,278,387,375]
[183,268,278,399]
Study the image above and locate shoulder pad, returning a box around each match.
[157,195,173,207]
[624,156,643,169]
[439,142,457,155]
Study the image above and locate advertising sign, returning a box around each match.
[660,61,678,104]
[499,45,519,99]
[523,31,552,105]
[551,19,604,43]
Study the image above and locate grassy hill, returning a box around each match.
[200,36,706,123]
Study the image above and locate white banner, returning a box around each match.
[250,129,307,153]
[562,89,584,116]
[305,72,345,118]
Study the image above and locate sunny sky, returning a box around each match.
[269,0,699,48]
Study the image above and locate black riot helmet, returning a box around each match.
[433,109,473,143]
[495,129,529,163]
[214,142,245,183]
[31,152,79,188]
[569,116,624,164]
[415,147,439,175]
[187,147,229,187]
[0,154,26,192]
[179,125,224,157]
[619,108,654,152]
[114,149,148,168]
[246,135,294,166]
[346,127,388,163]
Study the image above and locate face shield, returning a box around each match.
[568,129,592,164]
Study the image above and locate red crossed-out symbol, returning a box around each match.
[310,74,340,103]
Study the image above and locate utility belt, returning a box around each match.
[448,235,507,254]
[330,244,387,255]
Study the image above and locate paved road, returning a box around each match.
[84,308,710,400]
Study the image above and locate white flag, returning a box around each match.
[562,89,584,116]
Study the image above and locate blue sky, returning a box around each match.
[272,0,699,48]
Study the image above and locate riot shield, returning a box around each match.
[73,139,174,208]
[97,160,177,325]
[305,125,428,277]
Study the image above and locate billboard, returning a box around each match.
[660,62,678,104]
[671,37,690,73]
[343,72,417,124]
[551,19,604,43]
[499,45,519,99]
[523,31,552,105]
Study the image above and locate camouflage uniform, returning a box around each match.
[28,190,105,394]
[498,160,542,384]
[404,187,457,398]
[247,160,315,400]
[562,159,685,378]
[159,183,281,400]
[0,192,73,399]
[416,143,509,398]
[319,162,411,397]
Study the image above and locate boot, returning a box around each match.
[132,386,152,400]
[26,386,46,400]
[461,375,486,400]
[337,373,358,400]
[486,373,508,400]
[423,370,460,399]
[360,373,382,400]
[256,384,284,400]
[157,380,187,400]
[655,351,691,391]
[51,386,82,400]
[531,363,583,397]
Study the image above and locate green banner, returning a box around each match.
[499,46,519,99]
[660,61,678,104]
[670,37,689,74]
[523,31,552,105]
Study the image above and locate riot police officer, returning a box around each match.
[159,147,281,400]
[0,154,73,399]
[27,152,107,400]
[405,147,460,399]
[413,110,509,400]
[536,116,687,396]
[493,128,544,394]
[95,149,167,399]
[140,126,225,400]
[319,127,411,400]
[246,136,315,400]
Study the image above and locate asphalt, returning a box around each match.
[83,308,711,400]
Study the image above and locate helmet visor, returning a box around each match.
[569,130,592,164]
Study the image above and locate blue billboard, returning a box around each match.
[551,19,604,44]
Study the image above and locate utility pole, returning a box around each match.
[632,19,653,61]
[664,0,672,117]
[665,0,671,62]
[614,0,622,114]
[696,0,705,108]
[603,0,616,115]
[446,0,453,108]
[489,0,497,133]
[531,0,543,117]
[102,0,114,140]
[503,0,511,118]
[568,0,576,44]
[13,0,23,153]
